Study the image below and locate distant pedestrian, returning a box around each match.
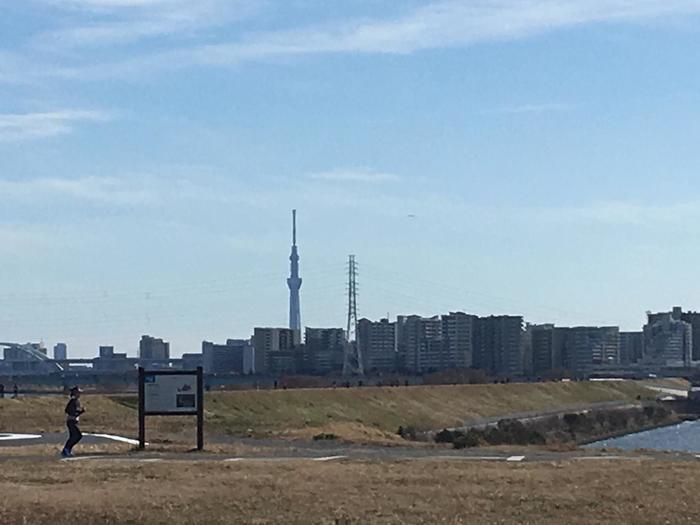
[0,384,4,398]
[12,384,18,398]
[61,386,85,458]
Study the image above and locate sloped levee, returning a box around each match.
[431,402,684,449]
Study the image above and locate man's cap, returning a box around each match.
[70,386,83,393]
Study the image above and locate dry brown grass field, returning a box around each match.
[0,458,697,524]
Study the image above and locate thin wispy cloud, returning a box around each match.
[48,1,184,8]
[0,226,54,256]
[33,0,261,48]
[5,0,700,81]
[532,200,700,226]
[485,103,576,115]
[0,176,151,205]
[257,0,677,54]
[309,168,401,183]
[0,51,64,85]
[90,0,700,73]
[0,110,113,141]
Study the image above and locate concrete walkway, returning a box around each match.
[1,431,698,464]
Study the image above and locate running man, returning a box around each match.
[61,386,85,458]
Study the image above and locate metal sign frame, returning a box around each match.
[138,367,204,450]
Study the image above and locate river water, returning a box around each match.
[587,420,700,453]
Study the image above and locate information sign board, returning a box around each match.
[144,373,198,414]
[138,367,203,450]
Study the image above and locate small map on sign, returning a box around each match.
[176,394,196,408]
[144,374,198,413]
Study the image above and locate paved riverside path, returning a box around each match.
[0,432,140,446]
[1,431,699,464]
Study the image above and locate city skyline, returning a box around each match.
[3,2,700,357]
[11,302,699,362]
[4,305,696,380]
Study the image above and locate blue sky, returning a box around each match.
[2,0,700,357]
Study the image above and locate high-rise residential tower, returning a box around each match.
[287,209,302,332]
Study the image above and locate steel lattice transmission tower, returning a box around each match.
[343,254,363,376]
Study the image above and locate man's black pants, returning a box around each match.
[65,420,82,451]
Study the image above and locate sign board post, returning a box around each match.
[138,367,204,450]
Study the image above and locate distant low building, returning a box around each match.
[474,316,524,377]
[619,332,644,365]
[252,328,301,375]
[139,335,170,361]
[92,348,133,372]
[53,343,67,361]
[558,326,620,372]
[397,315,443,374]
[181,353,204,370]
[441,312,477,370]
[680,310,700,362]
[564,326,620,372]
[394,313,524,377]
[202,339,253,375]
[526,324,555,375]
[303,328,345,375]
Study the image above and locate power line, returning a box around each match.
[360,262,612,326]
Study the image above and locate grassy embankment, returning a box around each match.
[0,458,699,524]
[0,380,684,442]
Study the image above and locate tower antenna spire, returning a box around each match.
[287,210,302,332]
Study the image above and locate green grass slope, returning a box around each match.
[0,380,675,441]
